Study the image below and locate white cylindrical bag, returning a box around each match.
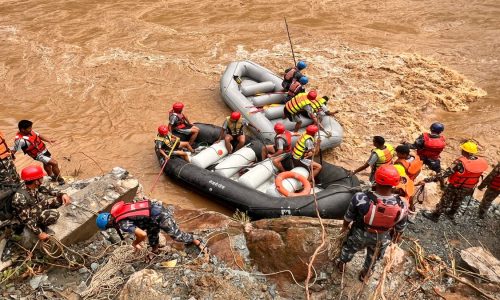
[191,141,228,169]
[238,159,276,189]
[214,147,256,178]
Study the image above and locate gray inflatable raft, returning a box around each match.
[220,60,343,149]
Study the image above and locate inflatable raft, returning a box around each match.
[220,60,343,149]
[159,124,359,220]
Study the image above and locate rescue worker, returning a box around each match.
[283,90,319,133]
[282,61,307,90]
[477,162,499,219]
[261,123,297,172]
[420,141,488,222]
[155,125,192,163]
[309,95,338,120]
[291,125,322,181]
[11,165,71,240]
[394,144,423,181]
[0,130,19,186]
[393,164,415,210]
[404,122,446,175]
[12,120,65,185]
[286,76,308,100]
[95,199,207,254]
[219,112,259,154]
[337,165,408,281]
[168,102,200,146]
[350,136,395,182]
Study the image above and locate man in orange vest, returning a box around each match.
[337,165,408,281]
[96,200,207,254]
[12,120,65,185]
[350,136,395,182]
[477,162,499,219]
[420,141,488,222]
[282,61,307,90]
[0,130,20,186]
[261,123,299,172]
[394,145,423,181]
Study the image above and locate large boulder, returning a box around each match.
[460,247,500,284]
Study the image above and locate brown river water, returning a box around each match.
[1,0,498,212]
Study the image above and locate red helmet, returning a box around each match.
[230,111,241,121]
[274,123,286,134]
[157,125,169,135]
[374,165,400,187]
[307,90,317,100]
[306,125,319,135]
[21,165,45,181]
[172,102,184,113]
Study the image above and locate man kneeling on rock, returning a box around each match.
[337,165,408,281]
[96,200,207,254]
[11,165,71,241]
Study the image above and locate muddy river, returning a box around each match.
[1,0,498,212]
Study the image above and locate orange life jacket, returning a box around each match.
[363,192,405,233]
[448,156,489,189]
[417,133,446,160]
[489,174,500,191]
[275,130,292,153]
[287,80,303,97]
[14,131,46,159]
[396,176,415,206]
[110,200,151,223]
[394,154,423,181]
[168,110,189,129]
[0,131,11,160]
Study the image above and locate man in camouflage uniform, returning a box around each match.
[478,162,500,218]
[0,130,20,185]
[420,141,488,222]
[11,165,71,240]
[96,200,207,254]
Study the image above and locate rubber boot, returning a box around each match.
[422,211,440,222]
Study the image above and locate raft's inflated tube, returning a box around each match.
[238,159,276,189]
[249,93,286,107]
[241,81,275,97]
[264,105,285,120]
[191,141,228,169]
[214,147,256,178]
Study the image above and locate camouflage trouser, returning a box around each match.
[0,156,20,185]
[339,227,391,271]
[479,187,499,214]
[435,185,472,217]
[38,209,60,227]
[147,202,194,247]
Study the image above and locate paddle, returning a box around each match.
[149,138,180,195]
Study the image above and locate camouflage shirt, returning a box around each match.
[11,185,63,235]
[478,162,500,190]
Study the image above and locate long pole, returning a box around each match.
[149,139,179,195]
[284,17,297,65]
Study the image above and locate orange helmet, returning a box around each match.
[21,165,45,181]
[158,125,169,135]
[274,123,286,134]
[306,125,319,135]
[230,111,241,121]
[374,165,400,187]
[172,102,184,113]
[307,90,317,100]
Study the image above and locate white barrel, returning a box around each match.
[264,105,285,120]
[249,93,286,106]
[191,141,228,169]
[241,81,275,96]
[265,167,310,197]
[281,167,310,194]
[214,147,256,178]
[238,159,276,189]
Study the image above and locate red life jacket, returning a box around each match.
[287,80,303,97]
[489,174,500,191]
[394,154,423,181]
[168,110,188,129]
[284,67,298,81]
[448,156,489,189]
[110,200,151,223]
[363,192,404,233]
[275,130,292,153]
[417,133,446,160]
[14,131,46,159]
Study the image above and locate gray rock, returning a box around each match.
[29,275,47,290]
[90,262,99,272]
[183,269,192,276]
[122,265,135,275]
[111,167,128,179]
[79,267,89,274]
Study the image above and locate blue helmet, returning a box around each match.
[299,76,308,85]
[96,213,110,230]
[296,61,307,70]
[430,122,444,134]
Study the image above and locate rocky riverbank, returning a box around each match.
[1,170,499,300]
